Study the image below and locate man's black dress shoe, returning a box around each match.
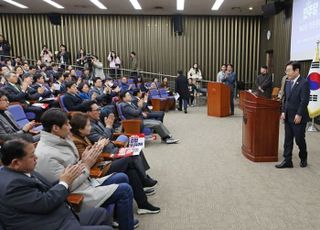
[300,160,307,168]
[275,160,293,169]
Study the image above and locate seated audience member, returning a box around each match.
[0,90,39,142]
[0,138,113,230]
[63,81,89,112]
[52,71,66,95]
[4,59,14,72]
[14,65,24,79]
[82,68,91,81]
[29,65,37,76]
[3,71,43,121]
[136,76,147,92]
[89,77,112,105]
[31,73,54,99]
[70,112,160,214]
[132,89,164,122]
[120,91,179,144]
[119,76,132,93]
[22,62,29,74]
[79,82,95,101]
[160,77,170,91]
[0,65,9,87]
[83,101,157,181]
[34,108,137,229]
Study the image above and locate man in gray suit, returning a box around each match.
[0,138,113,230]
[119,90,179,144]
[0,89,39,142]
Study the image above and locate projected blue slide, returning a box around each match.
[291,0,320,60]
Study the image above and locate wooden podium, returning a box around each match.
[207,82,231,117]
[241,91,281,162]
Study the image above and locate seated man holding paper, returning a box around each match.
[69,112,160,215]
[120,90,179,144]
[82,101,157,187]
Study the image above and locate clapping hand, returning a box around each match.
[104,113,115,128]
[59,164,84,186]
[82,145,101,169]
[22,120,36,132]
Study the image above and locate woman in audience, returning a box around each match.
[40,44,53,65]
[70,112,161,215]
[78,82,96,101]
[187,63,202,82]
[4,59,14,71]
[160,77,170,90]
[14,66,24,78]
[107,51,121,79]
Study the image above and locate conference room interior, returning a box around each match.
[0,0,320,229]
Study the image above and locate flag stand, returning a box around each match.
[307,118,319,132]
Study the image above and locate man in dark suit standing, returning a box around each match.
[175,70,190,113]
[255,65,273,99]
[275,61,310,169]
[0,138,113,230]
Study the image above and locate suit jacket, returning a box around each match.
[31,83,54,99]
[89,86,111,105]
[175,75,190,99]
[3,83,29,104]
[121,101,144,120]
[0,167,73,230]
[255,74,273,99]
[35,131,117,209]
[63,92,87,111]
[0,110,40,142]
[282,76,310,123]
[87,120,118,154]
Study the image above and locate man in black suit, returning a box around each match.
[275,61,310,169]
[0,138,112,230]
[175,70,190,113]
[255,65,273,99]
[63,81,88,112]
[3,71,43,121]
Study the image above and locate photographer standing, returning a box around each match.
[40,45,53,65]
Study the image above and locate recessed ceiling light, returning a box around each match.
[90,0,107,9]
[43,0,64,9]
[212,0,224,11]
[129,0,142,10]
[249,7,253,10]
[177,0,185,11]
[3,0,28,8]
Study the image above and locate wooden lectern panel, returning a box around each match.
[207,82,231,117]
[241,91,280,162]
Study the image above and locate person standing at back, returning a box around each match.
[221,64,237,115]
[255,65,273,99]
[275,61,310,169]
[175,70,190,114]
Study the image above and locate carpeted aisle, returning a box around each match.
[136,106,320,230]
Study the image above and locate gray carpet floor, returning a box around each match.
[135,106,320,230]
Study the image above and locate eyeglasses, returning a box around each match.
[92,107,101,112]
